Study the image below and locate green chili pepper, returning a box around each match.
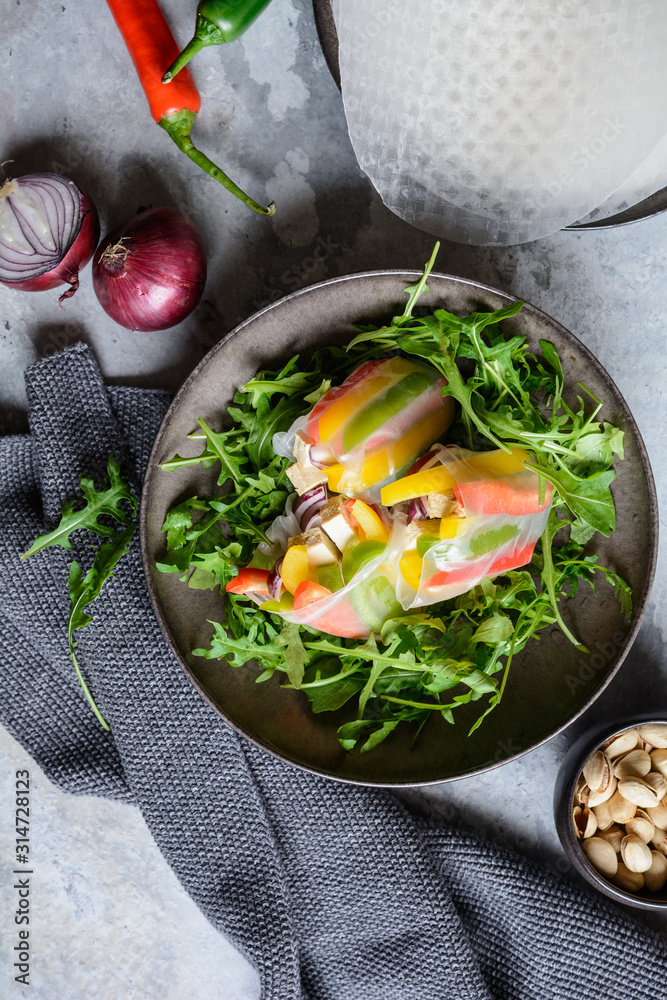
[162,0,274,83]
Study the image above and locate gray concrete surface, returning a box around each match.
[1,0,666,996]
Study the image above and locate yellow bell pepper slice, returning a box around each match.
[440,515,468,539]
[399,550,423,591]
[317,357,415,443]
[326,406,455,496]
[381,448,529,506]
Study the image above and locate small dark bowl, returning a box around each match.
[554,715,667,911]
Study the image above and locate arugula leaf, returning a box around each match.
[22,454,136,559]
[23,454,138,730]
[528,463,616,537]
[67,525,135,730]
[275,624,309,688]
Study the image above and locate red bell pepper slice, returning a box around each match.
[306,361,385,444]
[454,477,552,516]
[426,542,536,589]
[293,581,368,639]
[226,568,272,596]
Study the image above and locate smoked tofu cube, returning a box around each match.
[286,462,328,495]
[303,527,341,567]
[404,519,441,550]
[424,492,462,518]
[320,496,358,552]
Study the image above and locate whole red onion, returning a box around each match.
[92,207,206,332]
[0,172,99,301]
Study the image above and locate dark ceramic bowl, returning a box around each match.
[554,717,667,911]
[140,270,657,786]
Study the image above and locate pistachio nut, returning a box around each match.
[624,810,655,845]
[617,777,661,809]
[587,775,617,808]
[607,789,637,825]
[650,828,667,857]
[647,801,667,830]
[598,825,624,853]
[612,749,652,780]
[592,800,613,832]
[621,834,653,873]
[650,748,667,780]
[602,728,639,759]
[644,851,667,893]
[583,750,613,793]
[637,724,667,749]
[582,836,618,879]
[644,771,667,800]
[573,805,597,840]
[613,862,645,893]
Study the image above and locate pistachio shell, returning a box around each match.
[613,862,644,893]
[602,728,639,759]
[573,805,597,839]
[592,800,613,832]
[644,851,667,892]
[574,775,588,805]
[608,789,637,825]
[637,724,667,749]
[583,750,613,793]
[617,777,661,809]
[650,748,667,779]
[647,801,667,830]
[621,834,653,873]
[587,775,617,807]
[599,825,624,853]
[650,828,667,857]
[625,810,655,844]
[644,771,667,800]
[613,749,652,780]
[582,836,618,878]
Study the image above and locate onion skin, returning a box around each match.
[0,173,100,300]
[92,206,206,332]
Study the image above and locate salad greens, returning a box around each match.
[159,246,631,752]
[23,454,137,730]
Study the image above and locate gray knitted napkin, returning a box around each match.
[1,343,665,1000]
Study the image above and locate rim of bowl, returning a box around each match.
[555,716,667,911]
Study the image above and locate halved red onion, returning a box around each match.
[292,483,328,530]
[0,172,99,300]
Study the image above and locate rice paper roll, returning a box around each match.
[274,357,455,503]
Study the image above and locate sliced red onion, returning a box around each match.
[308,443,334,469]
[303,512,322,531]
[269,557,284,599]
[292,483,328,529]
[407,443,447,476]
[0,172,99,300]
[408,497,428,522]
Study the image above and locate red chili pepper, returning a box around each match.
[226,567,272,595]
[105,0,275,215]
